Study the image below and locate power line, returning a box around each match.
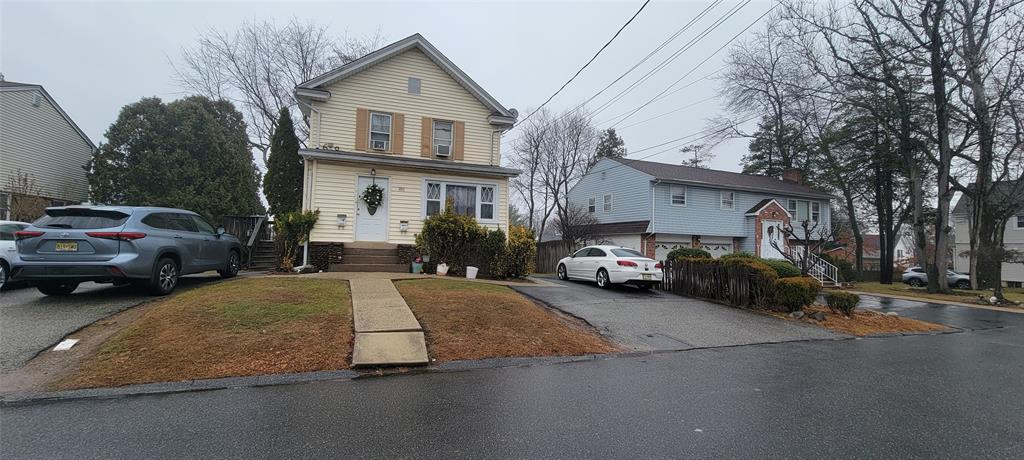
[514,0,652,128]
[612,95,718,130]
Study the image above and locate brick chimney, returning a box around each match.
[782,168,803,184]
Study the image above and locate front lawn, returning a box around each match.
[58,277,351,389]
[852,281,1024,305]
[395,279,617,362]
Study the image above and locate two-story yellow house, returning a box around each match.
[294,34,519,270]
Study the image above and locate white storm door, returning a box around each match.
[355,176,388,242]
[760,220,785,259]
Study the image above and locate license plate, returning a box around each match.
[642,274,652,280]
[55,241,79,252]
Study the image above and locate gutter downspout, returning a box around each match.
[294,98,321,268]
[650,180,660,256]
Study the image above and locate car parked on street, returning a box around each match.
[9,206,241,296]
[0,220,31,289]
[901,266,971,289]
[557,245,663,290]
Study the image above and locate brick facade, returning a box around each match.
[641,233,657,259]
[753,201,791,257]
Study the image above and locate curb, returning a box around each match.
[848,290,1024,314]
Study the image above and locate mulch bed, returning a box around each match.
[769,304,950,337]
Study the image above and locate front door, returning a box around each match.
[355,176,389,242]
[760,219,786,259]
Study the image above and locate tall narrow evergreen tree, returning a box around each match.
[263,107,304,216]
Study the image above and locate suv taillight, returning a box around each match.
[85,232,147,241]
[14,231,44,240]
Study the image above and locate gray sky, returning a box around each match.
[1,0,771,171]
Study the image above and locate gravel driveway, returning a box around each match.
[514,276,843,350]
[0,275,224,373]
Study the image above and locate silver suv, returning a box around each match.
[901,266,971,289]
[10,206,242,296]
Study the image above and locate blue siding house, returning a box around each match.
[567,158,833,261]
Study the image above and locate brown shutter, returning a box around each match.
[391,113,404,154]
[355,108,369,151]
[452,121,465,161]
[421,117,433,157]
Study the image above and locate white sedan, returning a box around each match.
[556,245,663,290]
[1,220,31,288]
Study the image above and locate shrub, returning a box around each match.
[763,259,801,278]
[720,252,758,261]
[479,228,508,278]
[415,203,486,276]
[770,277,822,313]
[504,225,536,278]
[826,291,860,316]
[666,246,711,261]
[273,209,319,271]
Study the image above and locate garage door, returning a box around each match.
[654,242,688,262]
[702,243,733,258]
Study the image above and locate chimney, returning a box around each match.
[782,168,803,184]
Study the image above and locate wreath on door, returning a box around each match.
[361,183,385,215]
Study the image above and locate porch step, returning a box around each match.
[346,242,398,250]
[344,254,401,265]
[329,263,408,273]
[343,247,399,257]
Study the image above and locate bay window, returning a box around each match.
[424,181,498,221]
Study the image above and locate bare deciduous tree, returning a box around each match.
[5,170,48,222]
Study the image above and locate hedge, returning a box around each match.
[763,259,801,278]
[826,291,860,316]
[771,277,822,312]
[666,246,711,261]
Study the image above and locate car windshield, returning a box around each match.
[33,208,130,229]
[611,248,644,258]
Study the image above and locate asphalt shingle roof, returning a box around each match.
[610,158,832,199]
[951,181,1024,215]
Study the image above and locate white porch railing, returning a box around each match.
[786,246,840,286]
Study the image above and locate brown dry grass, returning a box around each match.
[395,278,618,362]
[771,304,950,337]
[57,277,351,389]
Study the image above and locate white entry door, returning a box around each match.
[760,220,786,259]
[355,176,388,242]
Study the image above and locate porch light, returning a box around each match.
[337,214,347,227]
[399,220,409,232]
[370,168,376,176]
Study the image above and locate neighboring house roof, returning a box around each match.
[744,198,793,217]
[0,80,96,150]
[295,33,516,122]
[951,180,1024,215]
[299,148,520,177]
[539,220,651,243]
[608,158,832,199]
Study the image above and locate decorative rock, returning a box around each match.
[885,311,899,317]
[809,312,826,321]
[790,311,805,319]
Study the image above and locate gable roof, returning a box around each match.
[0,80,96,150]
[295,33,516,121]
[607,158,832,199]
[744,198,793,217]
[951,180,1024,216]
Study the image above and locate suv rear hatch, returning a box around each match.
[17,208,132,262]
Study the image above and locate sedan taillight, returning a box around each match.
[655,262,663,270]
[617,260,638,267]
[14,231,45,240]
[85,232,147,241]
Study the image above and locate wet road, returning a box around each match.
[2,294,1023,458]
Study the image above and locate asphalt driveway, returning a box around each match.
[0,275,223,374]
[513,276,842,350]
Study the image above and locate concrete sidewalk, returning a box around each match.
[349,278,429,367]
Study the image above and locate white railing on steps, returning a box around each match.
[785,246,840,286]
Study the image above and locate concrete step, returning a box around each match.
[347,241,398,250]
[329,263,408,273]
[352,332,428,367]
[344,254,400,265]
[343,247,399,257]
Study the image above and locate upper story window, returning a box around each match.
[369,112,392,151]
[603,194,613,212]
[1017,215,1024,229]
[588,197,596,213]
[811,202,821,222]
[788,199,818,222]
[671,185,686,206]
[433,120,453,157]
[720,191,735,210]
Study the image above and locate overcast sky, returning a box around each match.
[1,0,772,171]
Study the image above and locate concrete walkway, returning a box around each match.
[349,278,429,367]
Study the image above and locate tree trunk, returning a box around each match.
[925,0,954,294]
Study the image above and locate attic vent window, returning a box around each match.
[408,77,421,95]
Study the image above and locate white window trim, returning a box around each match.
[670,185,687,207]
[1016,215,1024,230]
[603,194,613,213]
[720,191,735,210]
[369,112,392,150]
[787,199,820,222]
[587,196,596,213]
[422,178,499,223]
[432,119,453,156]
[811,201,821,222]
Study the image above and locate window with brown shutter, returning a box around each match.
[355,108,369,151]
[421,117,432,157]
[391,113,404,154]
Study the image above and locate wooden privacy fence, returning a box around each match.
[536,240,575,274]
[660,258,776,308]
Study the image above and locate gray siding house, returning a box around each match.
[567,158,833,261]
[951,182,1024,286]
[0,79,95,220]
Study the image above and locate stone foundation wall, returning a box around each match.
[308,242,344,272]
[397,244,418,265]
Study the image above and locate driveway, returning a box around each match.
[513,276,841,350]
[0,275,223,374]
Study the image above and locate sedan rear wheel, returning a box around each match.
[557,264,568,281]
[596,268,610,289]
